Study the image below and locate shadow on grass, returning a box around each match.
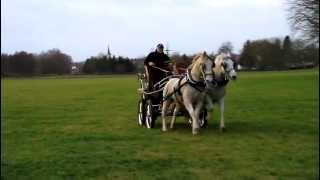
[151,118,315,136]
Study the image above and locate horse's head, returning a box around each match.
[214,53,237,80]
[191,51,215,85]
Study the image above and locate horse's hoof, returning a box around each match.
[192,128,200,135]
[162,128,167,132]
[220,127,226,132]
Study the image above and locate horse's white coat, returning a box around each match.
[206,53,237,130]
[162,52,214,134]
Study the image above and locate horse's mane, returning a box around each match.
[213,54,225,75]
[188,53,206,69]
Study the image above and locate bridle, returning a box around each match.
[222,59,235,80]
[210,57,234,88]
[187,57,215,90]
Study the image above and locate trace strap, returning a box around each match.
[163,69,207,101]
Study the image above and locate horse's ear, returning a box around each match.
[203,51,207,56]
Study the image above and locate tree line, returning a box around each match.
[162,36,318,72]
[1,37,318,76]
[239,36,318,70]
[1,49,72,76]
[1,50,137,76]
[82,55,136,74]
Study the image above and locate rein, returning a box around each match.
[149,65,171,73]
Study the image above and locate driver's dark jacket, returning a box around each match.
[144,51,170,91]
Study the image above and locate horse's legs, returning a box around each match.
[161,100,169,132]
[184,101,200,135]
[205,95,214,111]
[206,108,213,126]
[205,96,214,126]
[170,104,179,129]
[194,102,203,130]
[218,97,225,131]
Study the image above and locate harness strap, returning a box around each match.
[186,69,206,92]
[217,79,229,86]
[188,81,206,92]
[163,76,187,101]
[186,69,197,84]
[174,76,187,105]
[162,69,209,102]
[175,76,186,96]
[211,75,229,87]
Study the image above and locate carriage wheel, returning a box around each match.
[145,100,155,128]
[137,100,145,126]
[199,109,208,128]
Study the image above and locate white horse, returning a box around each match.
[162,52,214,135]
[206,52,237,131]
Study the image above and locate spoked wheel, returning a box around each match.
[145,99,155,128]
[199,109,208,128]
[137,99,145,126]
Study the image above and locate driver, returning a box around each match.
[144,43,171,91]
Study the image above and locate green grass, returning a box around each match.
[2,70,319,180]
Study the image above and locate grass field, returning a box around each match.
[1,70,319,180]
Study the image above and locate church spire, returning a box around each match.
[107,44,111,58]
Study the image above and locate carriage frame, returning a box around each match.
[137,67,208,129]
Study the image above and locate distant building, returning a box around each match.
[71,62,84,74]
[287,62,316,69]
[230,53,241,70]
[237,64,243,70]
[71,66,79,74]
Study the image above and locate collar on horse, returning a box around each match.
[162,69,206,102]
[186,69,206,92]
[211,73,229,87]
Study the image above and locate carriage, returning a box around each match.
[137,65,208,129]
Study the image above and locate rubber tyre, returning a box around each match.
[145,100,155,128]
[137,100,145,126]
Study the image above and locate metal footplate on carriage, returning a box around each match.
[137,70,208,129]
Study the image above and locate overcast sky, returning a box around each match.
[1,0,291,62]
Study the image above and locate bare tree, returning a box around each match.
[218,41,234,54]
[287,0,319,43]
